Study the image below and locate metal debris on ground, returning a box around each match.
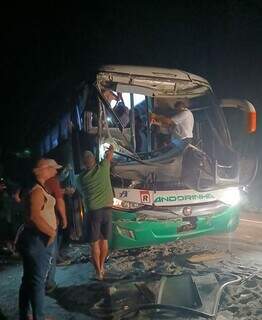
[1,238,262,319]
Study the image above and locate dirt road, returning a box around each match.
[0,210,261,319]
[195,211,262,264]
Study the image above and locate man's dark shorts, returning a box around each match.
[86,207,112,243]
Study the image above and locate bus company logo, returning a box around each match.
[154,193,215,203]
[140,191,151,203]
[119,190,128,198]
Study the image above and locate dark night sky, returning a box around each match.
[1,1,262,159]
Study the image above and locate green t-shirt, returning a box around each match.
[77,159,114,211]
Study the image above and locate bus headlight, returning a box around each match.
[220,188,241,206]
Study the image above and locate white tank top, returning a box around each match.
[32,184,57,230]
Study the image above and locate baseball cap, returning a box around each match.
[33,158,62,174]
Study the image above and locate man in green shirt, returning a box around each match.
[77,145,114,280]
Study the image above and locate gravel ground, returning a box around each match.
[1,236,261,320]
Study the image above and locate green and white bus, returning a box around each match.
[40,65,257,250]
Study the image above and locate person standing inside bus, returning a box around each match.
[16,158,60,320]
[102,89,129,127]
[76,146,114,280]
[150,101,194,151]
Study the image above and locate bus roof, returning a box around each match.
[97,65,212,98]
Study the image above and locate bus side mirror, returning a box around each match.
[219,99,256,133]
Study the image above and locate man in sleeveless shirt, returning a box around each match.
[17,158,60,320]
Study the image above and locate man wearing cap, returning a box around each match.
[17,158,61,320]
[44,160,68,293]
[76,145,114,280]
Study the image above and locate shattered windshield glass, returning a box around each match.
[99,88,230,161]
[96,86,239,190]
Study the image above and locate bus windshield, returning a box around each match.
[97,86,238,191]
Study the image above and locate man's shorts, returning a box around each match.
[86,207,112,243]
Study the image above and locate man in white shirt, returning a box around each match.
[150,101,194,151]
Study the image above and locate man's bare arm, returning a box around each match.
[150,113,174,128]
[55,197,67,229]
[48,177,68,229]
[105,145,114,162]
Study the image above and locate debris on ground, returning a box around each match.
[186,251,225,263]
[1,237,262,319]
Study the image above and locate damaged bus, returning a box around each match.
[39,65,257,250]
